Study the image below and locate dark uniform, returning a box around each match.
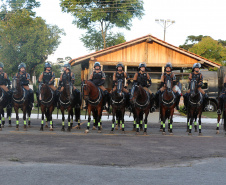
[133,63,155,111]
[183,63,208,111]
[16,63,34,107]
[89,62,109,110]
[155,63,181,110]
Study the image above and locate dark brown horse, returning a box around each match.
[0,88,12,130]
[11,75,32,131]
[159,75,176,135]
[130,83,153,135]
[39,83,55,131]
[59,79,74,132]
[186,79,204,135]
[216,92,226,135]
[81,80,104,133]
[111,79,126,133]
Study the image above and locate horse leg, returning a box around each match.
[188,111,194,135]
[92,110,97,130]
[61,108,65,131]
[169,108,174,135]
[121,108,125,133]
[27,107,32,127]
[15,107,19,131]
[85,106,91,133]
[186,109,190,132]
[160,108,163,131]
[7,107,12,127]
[198,111,202,136]
[194,114,198,132]
[143,110,149,135]
[40,106,45,131]
[97,106,102,133]
[0,109,2,131]
[49,106,54,131]
[140,113,143,131]
[162,109,166,135]
[135,110,140,135]
[23,107,27,131]
[111,108,116,133]
[76,108,81,129]
[67,108,71,132]
[216,113,221,134]
[1,110,4,127]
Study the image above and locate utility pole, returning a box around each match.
[155,19,175,41]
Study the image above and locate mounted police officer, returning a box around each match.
[133,63,155,111]
[0,62,12,106]
[155,62,181,110]
[111,62,130,106]
[217,74,226,115]
[15,63,34,108]
[89,62,110,110]
[183,63,208,111]
[37,62,57,106]
[59,63,79,97]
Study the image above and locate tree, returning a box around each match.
[80,28,126,51]
[60,0,144,49]
[0,9,65,76]
[189,36,226,65]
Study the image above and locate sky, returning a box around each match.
[33,0,226,62]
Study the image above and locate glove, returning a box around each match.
[124,86,127,89]
[160,82,164,88]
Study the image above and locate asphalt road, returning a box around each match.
[0,117,226,185]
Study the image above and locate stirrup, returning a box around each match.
[217,109,221,115]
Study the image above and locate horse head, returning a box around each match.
[81,80,90,101]
[11,76,21,94]
[165,75,173,93]
[62,79,72,98]
[40,83,51,101]
[116,79,123,96]
[190,79,198,98]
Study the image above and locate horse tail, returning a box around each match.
[75,107,80,122]
[6,107,11,118]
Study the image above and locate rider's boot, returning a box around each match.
[183,93,188,111]
[203,93,209,111]
[28,89,34,108]
[155,90,161,109]
[175,92,181,110]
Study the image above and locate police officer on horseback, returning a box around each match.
[133,62,155,111]
[155,62,181,110]
[111,62,130,106]
[37,62,58,106]
[183,63,208,111]
[0,62,12,107]
[59,63,79,97]
[16,63,34,108]
[89,62,110,111]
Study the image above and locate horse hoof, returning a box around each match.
[115,126,118,130]
[199,133,202,136]
[169,132,174,135]
[136,132,139,135]
[188,133,192,136]
[140,128,143,131]
[45,125,48,128]
[216,130,219,134]
[61,128,65,132]
[28,125,31,128]
[162,132,166,135]
[143,132,147,135]
[49,128,53,131]
[92,126,96,130]
[84,129,89,133]
[160,129,163,132]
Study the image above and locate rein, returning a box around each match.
[82,82,102,105]
[40,85,54,105]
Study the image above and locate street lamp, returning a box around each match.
[155,19,175,41]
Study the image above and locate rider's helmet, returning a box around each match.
[44,62,52,70]
[18,63,26,71]
[64,63,71,70]
[165,62,172,71]
[138,63,146,70]
[192,63,201,70]
[94,62,101,69]
[116,62,124,71]
[0,62,4,69]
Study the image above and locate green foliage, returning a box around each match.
[60,0,144,49]
[179,35,206,50]
[80,28,126,51]
[189,36,226,65]
[0,9,65,77]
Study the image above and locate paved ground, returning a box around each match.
[0,117,226,184]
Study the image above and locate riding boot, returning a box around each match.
[203,93,209,111]
[183,93,188,111]
[217,97,223,115]
[155,90,161,109]
[150,93,156,112]
[29,89,34,108]
[175,92,181,110]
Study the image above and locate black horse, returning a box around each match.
[186,79,203,135]
[0,88,12,130]
[159,75,177,135]
[111,79,127,133]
